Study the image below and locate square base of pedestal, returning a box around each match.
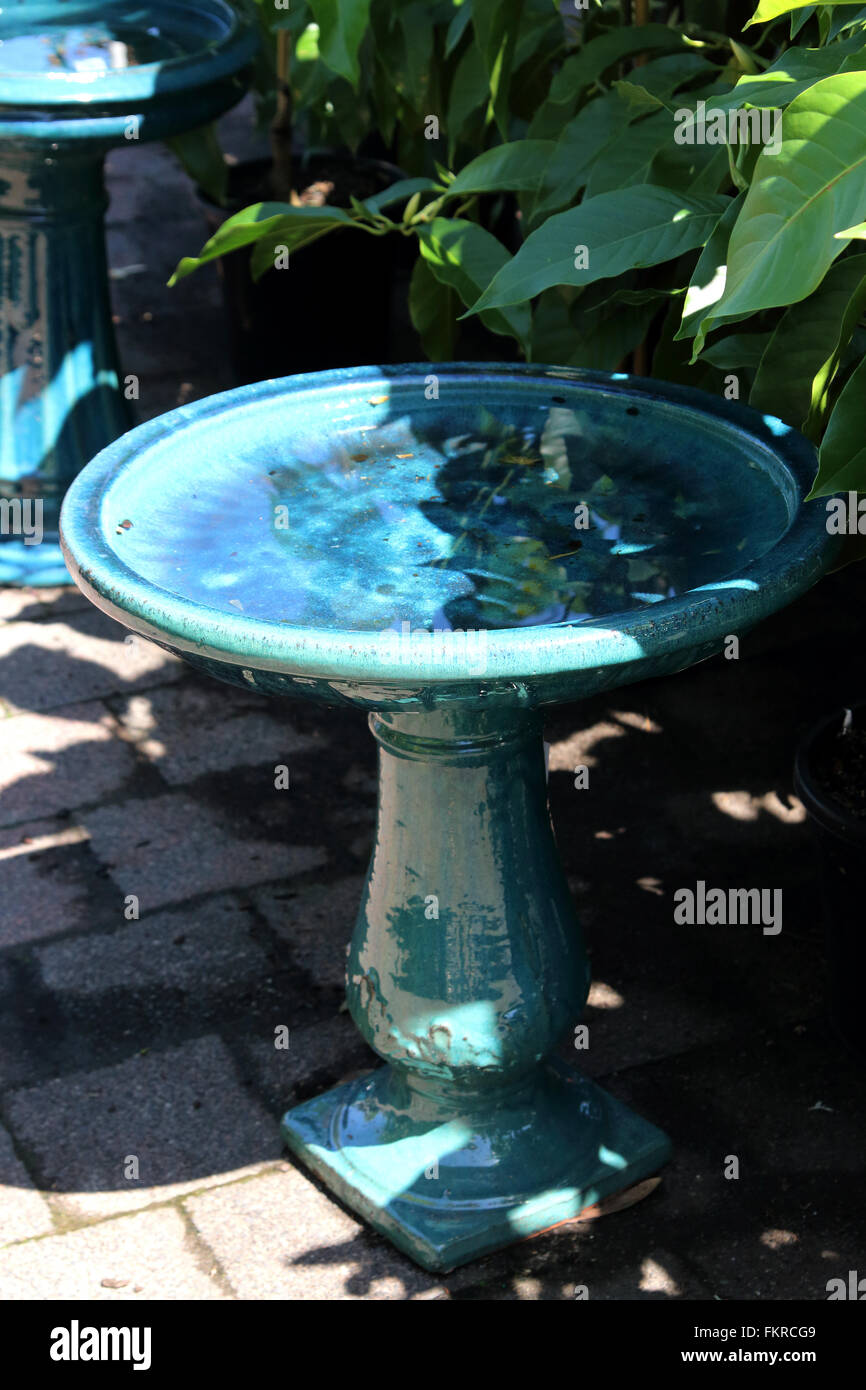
[282,1065,671,1273]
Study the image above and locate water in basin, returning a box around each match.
[0,6,220,76]
[101,385,794,635]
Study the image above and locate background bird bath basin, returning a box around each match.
[60,363,837,1271]
[0,0,256,586]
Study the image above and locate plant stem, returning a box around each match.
[271,28,293,201]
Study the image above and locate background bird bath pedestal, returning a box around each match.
[0,0,256,585]
[59,364,837,1271]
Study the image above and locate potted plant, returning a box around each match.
[169,0,570,375]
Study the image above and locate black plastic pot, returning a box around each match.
[794,705,866,1059]
[201,152,405,383]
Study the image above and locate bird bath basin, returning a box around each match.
[0,0,256,585]
[60,363,836,1271]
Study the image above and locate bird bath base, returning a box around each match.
[285,1065,668,1272]
[283,705,670,1271]
[59,364,836,1274]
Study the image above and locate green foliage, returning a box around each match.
[170,0,866,500]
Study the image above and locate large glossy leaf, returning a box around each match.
[810,355,866,496]
[466,187,727,314]
[363,178,441,215]
[308,0,372,87]
[409,253,457,360]
[167,123,227,205]
[525,96,632,227]
[747,0,863,25]
[527,24,691,137]
[699,72,866,335]
[418,218,531,352]
[670,37,866,153]
[676,193,742,349]
[751,253,866,426]
[584,110,674,198]
[447,41,488,157]
[168,202,349,285]
[472,0,524,135]
[447,141,557,196]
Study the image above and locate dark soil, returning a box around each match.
[811,716,866,818]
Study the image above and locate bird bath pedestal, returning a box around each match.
[60,364,836,1271]
[0,0,256,584]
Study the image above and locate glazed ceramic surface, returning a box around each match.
[0,0,256,584]
[60,363,838,1270]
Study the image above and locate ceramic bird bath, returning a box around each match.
[0,0,256,585]
[59,363,836,1272]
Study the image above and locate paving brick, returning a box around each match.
[239,1013,376,1114]
[0,1207,228,1300]
[252,876,364,991]
[34,895,270,997]
[0,588,47,623]
[0,819,103,947]
[5,1034,283,1220]
[81,791,326,911]
[0,701,136,828]
[115,682,316,785]
[0,609,182,714]
[185,1165,444,1299]
[0,1124,54,1246]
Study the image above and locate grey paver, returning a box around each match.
[34,895,270,996]
[0,1207,228,1300]
[0,1124,54,1246]
[0,701,136,828]
[0,609,182,714]
[82,791,326,910]
[185,1164,445,1300]
[5,1034,283,1220]
[252,876,364,991]
[115,682,316,785]
[0,819,101,947]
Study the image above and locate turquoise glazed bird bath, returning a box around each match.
[0,0,256,585]
[60,363,836,1271]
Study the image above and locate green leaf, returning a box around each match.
[700,332,773,368]
[168,202,305,285]
[445,2,472,57]
[674,36,866,131]
[528,24,691,137]
[699,71,866,334]
[409,252,457,360]
[810,354,866,496]
[247,208,358,280]
[751,253,866,426]
[465,187,728,314]
[747,0,862,24]
[584,110,674,198]
[447,40,488,158]
[307,0,372,87]
[472,0,525,136]
[525,95,632,227]
[676,193,742,349]
[790,6,816,37]
[447,140,557,196]
[167,123,227,206]
[363,177,441,215]
[418,217,531,352]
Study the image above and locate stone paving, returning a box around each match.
[1,107,865,1301]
